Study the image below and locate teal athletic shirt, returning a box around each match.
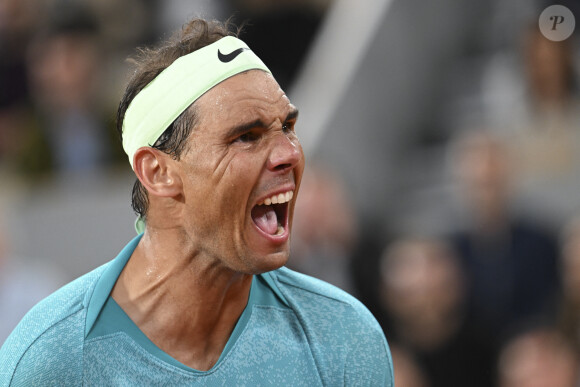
[0,235,394,386]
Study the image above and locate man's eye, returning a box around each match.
[235,132,260,143]
[282,122,294,133]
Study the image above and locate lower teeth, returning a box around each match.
[276,225,284,235]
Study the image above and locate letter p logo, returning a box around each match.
[539,5,575,41]
[550,15,565,30]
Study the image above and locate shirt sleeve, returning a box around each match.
[343,324,394,386]
[0,311,85,386]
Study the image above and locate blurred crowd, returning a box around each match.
[289,1,580,385]
[1,0,580,386]
[293,132,579,386]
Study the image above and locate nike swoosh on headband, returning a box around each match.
[218,47,250,63]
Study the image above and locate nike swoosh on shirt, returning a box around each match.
[218,47,250,63]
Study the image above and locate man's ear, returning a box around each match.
[133,147,182,198]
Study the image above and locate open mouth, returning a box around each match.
[251,191,293,236]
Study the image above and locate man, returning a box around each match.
[0,18,393,385]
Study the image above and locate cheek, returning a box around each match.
[193,152,264,216]
[222,154,264,204]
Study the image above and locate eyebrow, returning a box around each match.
[285,108,299,123]
[226,108,300,139]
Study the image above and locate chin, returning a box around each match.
[247,249,289,274]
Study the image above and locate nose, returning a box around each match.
[266,133,303,174]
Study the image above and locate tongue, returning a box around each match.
[252,205,278,235]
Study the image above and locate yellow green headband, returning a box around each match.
[122,36,271,169]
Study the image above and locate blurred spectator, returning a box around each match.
[0,222,65,344]
[448,130,561,380]
[0,0,42,174]
[24,1,122,175]
[485,24,579,133]
[290,162,357,293]
[482,24,580,226]
[379,237,490,387]
[524,27,576,119]
[514,27,580,214]
[497,328,579,387]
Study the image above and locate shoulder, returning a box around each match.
[0,263,107,386]
[267,267,394,386]
[270,266,380,328]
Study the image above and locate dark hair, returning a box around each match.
[117,18,237,220]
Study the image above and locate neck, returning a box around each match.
[111,229,253,371]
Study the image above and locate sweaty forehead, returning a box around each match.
[196,70,293,124]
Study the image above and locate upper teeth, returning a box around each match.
[258,190,294,206]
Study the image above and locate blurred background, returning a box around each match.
[1,0,580,385]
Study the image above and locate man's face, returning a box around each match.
[177,70,304,274]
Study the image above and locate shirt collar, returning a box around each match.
[85,234,142,337]
[84,233,290,337]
